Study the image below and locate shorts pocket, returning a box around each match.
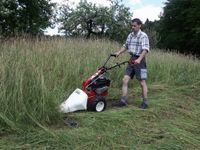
[141,69,147,79]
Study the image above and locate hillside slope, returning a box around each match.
[0,38,200,149]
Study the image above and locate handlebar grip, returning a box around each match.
[110,54,117,57]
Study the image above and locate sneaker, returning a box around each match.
[139,102,148,109]
[112,101,126,107]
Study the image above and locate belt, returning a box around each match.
[131,54,140,58]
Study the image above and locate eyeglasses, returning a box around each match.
[131,24,137,27]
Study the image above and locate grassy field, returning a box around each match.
[0,38,200,149]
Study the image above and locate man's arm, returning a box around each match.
[134,50,148,64]
[115,34,131,57]
[135,33,149,64]
[115,46,127,57]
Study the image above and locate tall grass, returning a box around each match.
[148,49,200,85]
[0,38,122,133]
[0,38,200,134]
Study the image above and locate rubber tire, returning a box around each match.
[88,96,106,112]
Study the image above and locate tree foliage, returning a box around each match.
[143,19,160,48]
[58,0,132,43]
[0,0,55,36]
[157,0,200,54]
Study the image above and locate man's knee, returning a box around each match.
[123,76,130,84]
[140,80,147,87]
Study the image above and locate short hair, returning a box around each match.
[132,18,142,25]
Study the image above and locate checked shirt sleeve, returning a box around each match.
[141,34,150,52]
[123,34,132,49]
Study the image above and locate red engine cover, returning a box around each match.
[82,68,108,105]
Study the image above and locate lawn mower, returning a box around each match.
[60,54,128,113]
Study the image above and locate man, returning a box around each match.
[113,18,150,109]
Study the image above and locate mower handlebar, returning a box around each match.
[102,53,117,68]
[102,53,128,71]
[106,61,128,71]
[110,53,117,57]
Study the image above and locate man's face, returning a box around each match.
[131,22,141,33]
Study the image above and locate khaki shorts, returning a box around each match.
[125,56,147,80]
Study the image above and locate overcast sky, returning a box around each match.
[46,0,166,35]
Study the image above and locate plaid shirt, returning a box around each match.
[123,30,150,56]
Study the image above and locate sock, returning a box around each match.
[120,96,126,103]
[143,98,148,104]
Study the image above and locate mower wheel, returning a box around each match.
[88,96,106,112]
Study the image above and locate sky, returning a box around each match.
[46,0,167,35]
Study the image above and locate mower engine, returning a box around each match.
[82,67,110,112]
[82,54,128,112]
[90,76,110,94]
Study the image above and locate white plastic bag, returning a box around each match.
[60,88,88,113]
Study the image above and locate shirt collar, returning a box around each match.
[131,30,141,37]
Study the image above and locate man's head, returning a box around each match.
[131,18,142,33]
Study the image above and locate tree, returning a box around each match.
[0,0,18,36]
[106,0,132,42]
[0,0,55,36]
[157,0,200,55]
[58,1,107,38]
[58,0,132,43]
